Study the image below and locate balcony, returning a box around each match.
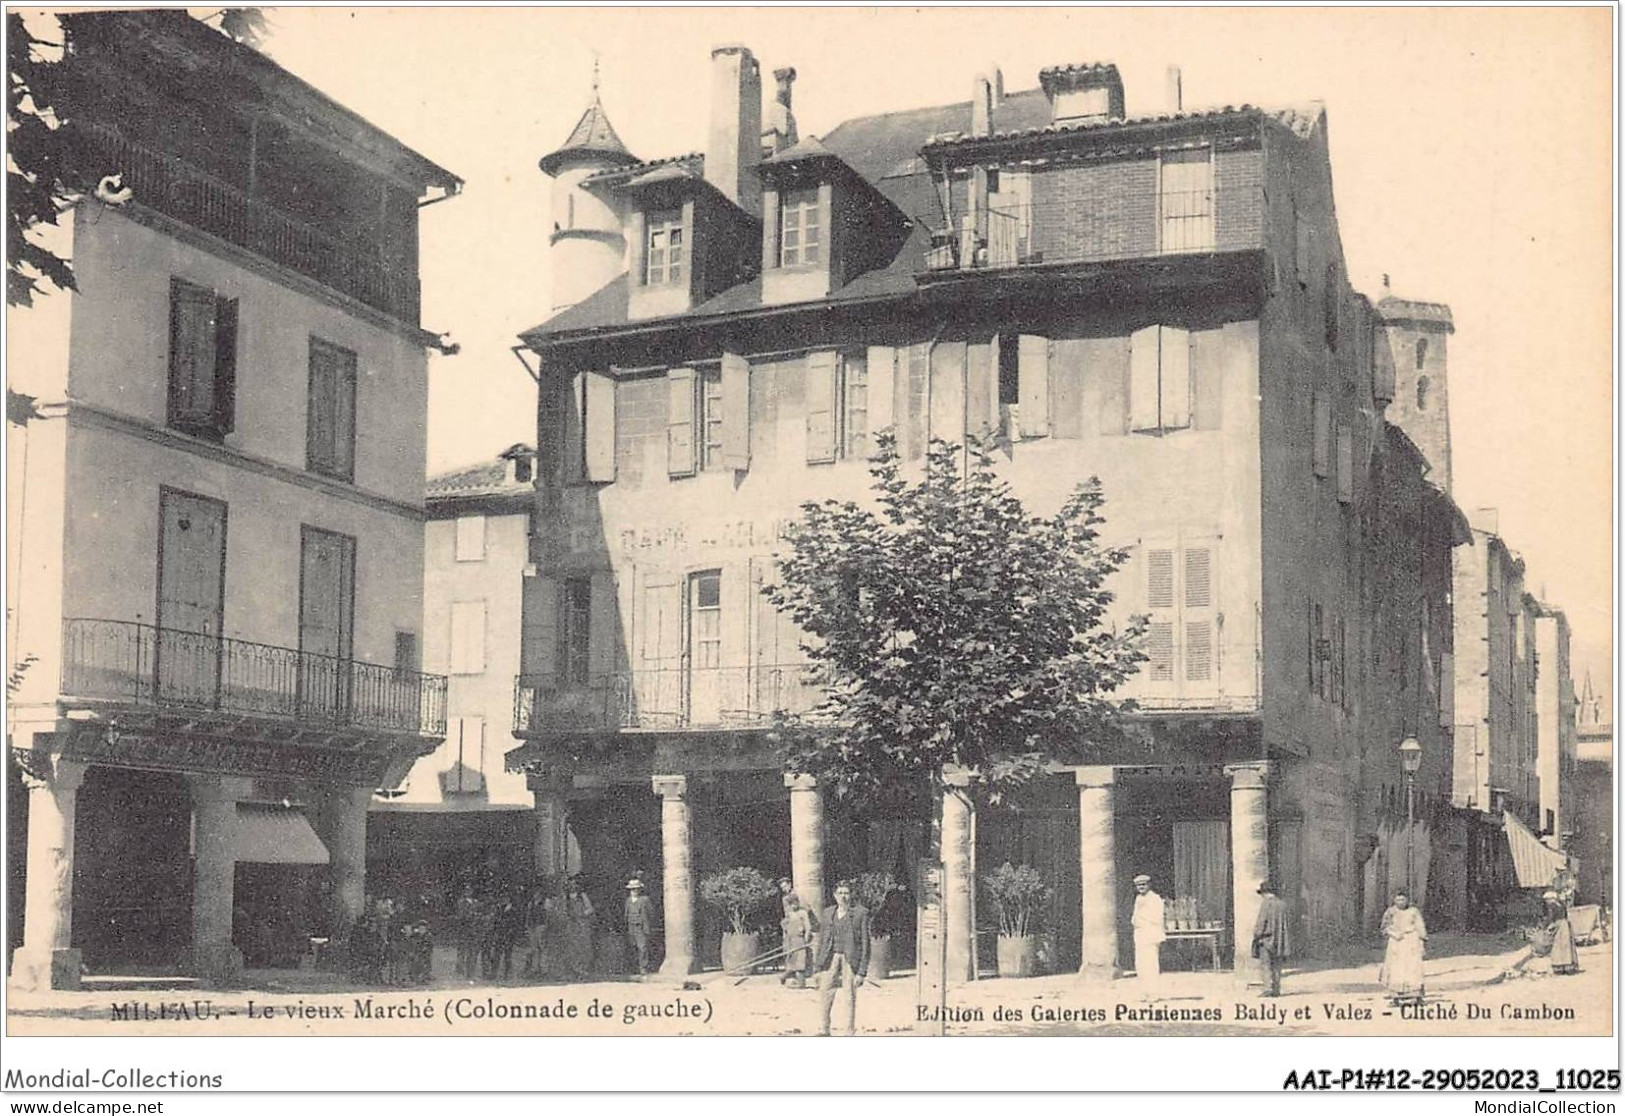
[70,122,420,323]
[61,618,447,738]
[514,665,823,736]
[921,187,1239,275]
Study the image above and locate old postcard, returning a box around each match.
[2,3,1615,1096]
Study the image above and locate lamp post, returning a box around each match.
[1399,737,1422,898]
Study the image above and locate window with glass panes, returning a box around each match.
[689,570,722,670]
[646,210,684,285]
[562,578,591,684]
[842,352,869,458]
[699,371,725,471]
[779,188,821,267]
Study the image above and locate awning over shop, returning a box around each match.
[1503,810,1567,889]
[233,804,330,865]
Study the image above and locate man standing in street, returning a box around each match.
[814,881,870,1036]
[624,878,657,979]
[1131,874,1166,996]
[1251,880,1290,997]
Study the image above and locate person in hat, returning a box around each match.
[1130,874,1167,995]
[1251,880,1290,997]
[624,878,657,978]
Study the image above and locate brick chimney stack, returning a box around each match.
[706,44,762,216]
[971,73,994,136]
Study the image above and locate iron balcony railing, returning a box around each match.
[922,187,1246,274]
[514,664,824,735]
[70,122,420,323]
[61,618,447,737]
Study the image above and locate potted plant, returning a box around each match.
[852,870,906,980]
[983,862,1052,978]
[699,866,778,974]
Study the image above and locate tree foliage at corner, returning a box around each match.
[765,433,1146,809]
[7,12,76,308]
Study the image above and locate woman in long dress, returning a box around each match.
[1380,891,1427,1002]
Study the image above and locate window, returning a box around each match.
[1159,149,1214,252]
[454,515,486,562]
[689,570,722,670]
[1415,375,1430,412]
[806,350,871,463]
[701,372,725,471]
[1144,541,1217,688]
[1129,325,1191,433]
[646,209,684,285]
[1415,338,1428,370]
[779,187,822,267]
[167,278,238,439]
[514,457,534,484]
[307,337,357,481]
[561,578,591,684]
[667,366,738,477]
[449,599,487,675]
[394,631,419,675]
[567,372,618,484]
[843,351,869,459]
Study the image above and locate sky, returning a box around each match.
[246,5,1614,703]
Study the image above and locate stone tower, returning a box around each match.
[1378,287,1456,492]
[539,66,640,315]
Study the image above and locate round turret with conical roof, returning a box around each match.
[541,64,639,314]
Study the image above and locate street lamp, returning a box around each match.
[1399,737,1422,898]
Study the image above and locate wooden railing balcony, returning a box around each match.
[61,618,447,737]
[514,664,823,735]
[70,122,420,323]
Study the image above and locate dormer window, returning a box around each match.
[779,187,822,267]
[645,209,685,285]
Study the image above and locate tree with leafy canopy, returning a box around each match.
[6,9,268,307]
[765,432,1146,816]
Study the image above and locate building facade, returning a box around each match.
[6,11,458,988]
[368,446,542,909]
[510,49,1465,979]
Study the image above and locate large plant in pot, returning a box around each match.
[699,867,779,974]
[851,871,906,980]
[983,862,1052,978]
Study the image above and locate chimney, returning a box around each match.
[971,73,993,136]
[1471,507,1500,536]
[765,66,798,154]
[988,66,1004,108]
[1165,65,1183,113]
[706,44,762,215]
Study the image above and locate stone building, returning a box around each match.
[1531,603,1577,844]
[1569,676,1612,907]
[508,48,1466,979]
[367,446,543,913]
[5,11,458,988]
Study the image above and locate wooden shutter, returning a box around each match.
[1095,337,1129,437]
[929,340,967,447]
[805,349,839,463]
[521,575,560,677]
[865,345,895,435]
[1146,546,1176,683]
[589,570,617,674]
[1159,326,1191,430]
[720,352,751,472]
[966,339,995,443]
[1312,394,1331,477]
[667,368,697,477]
[1129,325,1161,432]
[585,372,617,482]
[307,340,337,472]
[563,372,586,484]
[1336,423,1354,503]
[168,279,217,426]
[334,346,356,481]
[1017,334,1050,437]
[212,295,238,434]
[1183,544,1215,684]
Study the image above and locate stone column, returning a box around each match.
[653,774,696,977]
[531,767,573,880]
[784,774,825,910]
[11,752,87,991]
[1075,765,1118,977]
[326,785,372,932]
[189,775,250,986]
[1226,761,1271,981]
[941,767,977,983]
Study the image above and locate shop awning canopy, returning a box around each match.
[233,805,330,865]
[1503,810,1567,889]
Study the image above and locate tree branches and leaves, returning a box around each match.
[7,11,76,307]
[765,432,1147,811]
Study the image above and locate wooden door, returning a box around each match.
[299,527,355,721]
[154,490,226,705]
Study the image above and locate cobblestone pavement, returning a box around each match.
[7,936,1610,1037]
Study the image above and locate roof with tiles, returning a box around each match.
[1378,295,1455,330]
[526,83,1315,342]
[426,445,535,502]
[539,95,638,176]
